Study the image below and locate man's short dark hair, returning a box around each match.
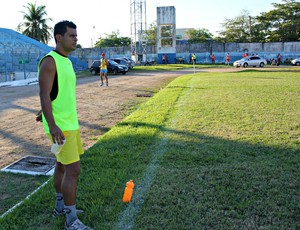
[54,20,76,41]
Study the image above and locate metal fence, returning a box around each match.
[0,41,44,82]
[0,28,88,83]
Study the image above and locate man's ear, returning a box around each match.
[55,34,62,42]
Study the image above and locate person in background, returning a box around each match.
[210,54,215,64]
[243,52,248,58]
[277,53,282,66]
[100,53,109,86]
[166,54,170,64]
[271,58,277,65]
[192,53,197,64]
[38,20,92,230]
[162,54,166,64]
[225,53,230,65]
[179,56,183,64]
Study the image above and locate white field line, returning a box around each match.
[193,61,195,74]
[0,178,51,219]
[116,77,194,229]
[116,135,168,230]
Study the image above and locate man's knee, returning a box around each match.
[65,161,80,177]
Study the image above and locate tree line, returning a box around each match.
[17,0,299,48]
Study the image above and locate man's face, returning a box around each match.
[61,27,78,51]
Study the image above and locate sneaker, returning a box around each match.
[53,208,84,218]
[105,82,108,87]
[65,219,92,230]
[100,83,103,87]
[53,208,64,217]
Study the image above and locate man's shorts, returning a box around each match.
[100,69,108,74]
[47,130,84,165]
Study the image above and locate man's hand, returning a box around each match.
[50,125,65,145]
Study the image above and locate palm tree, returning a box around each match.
[17,2,53,44]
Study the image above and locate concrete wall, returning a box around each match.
[73,41,300,66]
[156,6,176,64]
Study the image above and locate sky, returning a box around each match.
[0,0,286,48]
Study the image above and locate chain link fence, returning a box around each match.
[0,41,44,82]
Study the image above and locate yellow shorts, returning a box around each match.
[47,130,84,165]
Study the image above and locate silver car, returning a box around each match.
[120,57,135,69]
[291,58,300,66]
[110,58,132,69]
[233,56,267,68]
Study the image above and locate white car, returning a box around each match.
[233,56,267,68]
[291,58,300,66]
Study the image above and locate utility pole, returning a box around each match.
[130,0,147,63]
[249,16,252,42]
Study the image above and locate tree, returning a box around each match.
[145,22,214,45]
[186,28,213,43]
[17,2,53,44]
[145,21,178,46]
[218,0,300,42]
[145,21,157,46]
[94,30,130,48]
[256,0,300,42]
[218,10,253,42]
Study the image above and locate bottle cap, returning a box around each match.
[127,180,135,189]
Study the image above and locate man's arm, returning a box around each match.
[39,56,65,145]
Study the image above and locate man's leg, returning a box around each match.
[62,161,80,225]
[100,72,103,86]
[105,73,108,86]
[53,162,65,214]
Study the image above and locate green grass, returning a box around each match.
[0,173,48,215]
[0,69,299,229]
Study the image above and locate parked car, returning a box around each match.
[90,60,128,75]
[120,57,135,68]
[110,58,133,69]
[233,56,267,68]
[291,58,300,66]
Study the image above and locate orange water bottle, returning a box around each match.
[122,180,135,203]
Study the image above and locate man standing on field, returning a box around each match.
[100,53,109,87]
[38,20,92,230]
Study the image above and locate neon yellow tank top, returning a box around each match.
[39,51,79,133]
[100,58,108,70]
